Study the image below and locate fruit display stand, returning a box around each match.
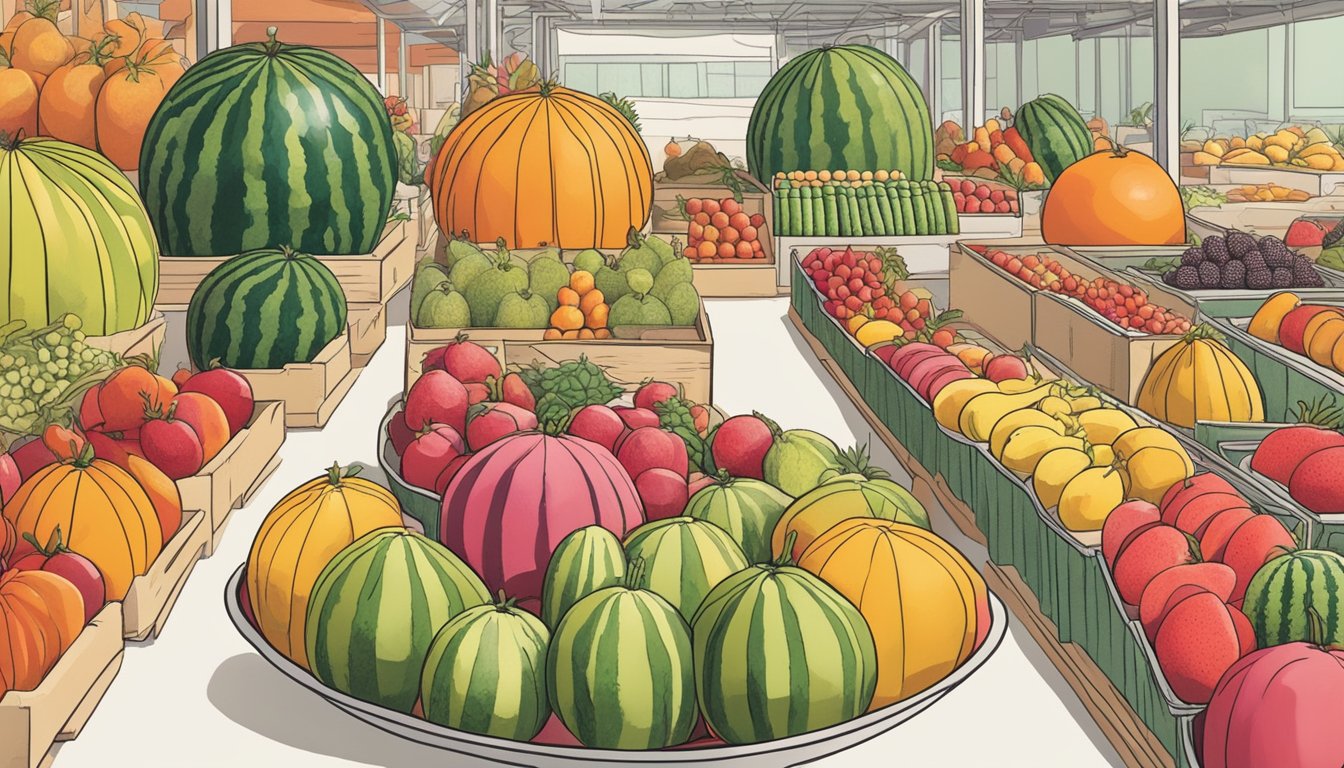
[121,510,210,642]
[404,305,714,405]
[1185,198,1344,241]
[84,312,168,361]
[948,241,1049,349]
[175,402,286,554]
[0,604,124,768]
[348,302,391,368]
[649,171,779,298]
[1208,166,1344,198]
[235,331,358,429]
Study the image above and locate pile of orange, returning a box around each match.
[543,271,612,340]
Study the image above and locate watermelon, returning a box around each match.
[185,247,347,370]
[541,525,626,629]
[139,29,397,256]
[685,477,793,563]
[1014,94,1093,184]
[747,45,933,183]
[546,564,697,749]
[1243,549,1344,648]
[693,550,877,744]
[420,596,552,740]
[441,432,645,612]
[623,517,748,622]
[1,136,158,336]
[305,529,490,712]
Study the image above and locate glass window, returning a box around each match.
[566,62,598,92]
[735,61,771,97]
[641,63,665,97]
[668,62,699,97]
[597,63,641,97]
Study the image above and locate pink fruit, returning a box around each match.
[1172,493,1249,535]
[886,342,941,377]
[467,402,538,452]
[10,437,57,481]
[873,344,900,365]
[435,454,472,496]
[636,468,690,521]
[907,356,965,397]
[1112,523,1198,605]
[1287,446,1344,514]
[141,415,205,479]
[568,405,627,453]
[633,381,680,411]
[421,332,501,384]
[465,382,490,405]
[921,368,976,403]
[401,425,466,494]
[178,367,254,436]
[617,427,690,480]
[0,452,19,505]
[84,431,136,469]
[1197,508,1256,562]
[498,373,536,411]
[405,370,469,433]
[387,409,417,456]
[1154,592,1251,704]
[1102,501,1160,568]
[688,472,715,498]
[10,529,106,623]
[1251,425,1344,486]
[533,714,583,747]
[710,414,773,480]
[1220,515,1296,601]
[982,354,1029,383]
[613,406,660,431]
[1139,562,1236,641]
[1159,472,1241,523]
[1285,218,1332,248]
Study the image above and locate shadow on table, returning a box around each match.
[208,653,449,767]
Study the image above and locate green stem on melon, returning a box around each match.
[263,26,284,56]
[325,461,360,486]
[752,411,782,440]
[494,589,518,612]
[773,531,799,568]
[0,130,24,152]
[1308,607,1328,649]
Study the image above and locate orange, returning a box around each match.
[577,328,595,340]
[542,328,561,340]
[557,287,580,307]
[1042,147,1184,246]
[0,68,40,138]
[594,328,612,339]
[579,290,604,314]
[569,270,595,294]
[585,304,609,329]
[550,305,584,332]
[561,330,580,339]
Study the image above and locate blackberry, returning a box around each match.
[1198,261,1222,287]
[1180,246,1205,266]
[1203,236,1230,265]
[1162,269,1178,286]
[1259,236,1293,268]
[1271,267,1293,288]
[1220,260,1246,289]
[1243,253,1268,273]
[1292,259,1325,287]
[1173,265,1201,290]
[1247,267,1273,290]
[1226,231,1258,259]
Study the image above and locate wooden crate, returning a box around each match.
[0,604,124,768]
[349,302,389,368]
[236,332,357,429]
[85,312,166,360]
[177,402,285,554]
[647,232,778,297]
[123,510,209,641]
[948,241,1045,350]
[415,187,436,255]
[1209,165,1344,196]
[650,171,778,298]
[406,305,713,404]
[154,220,416,310]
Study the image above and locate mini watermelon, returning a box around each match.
[421,595,551,740]
[306,529,490,712]
[685,477,793,563]
[623,517,748,622]
[546,562,696,749]
[140,28,396,256]
[1244,549,1344,648]
[1014,94,1094,184]
[541,525,626,629]
[185,247,347,370]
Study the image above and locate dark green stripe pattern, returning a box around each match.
[421,601,552,740]
[623,517,748,622]
[547,586,696,749]
[693,563,877,744]
[1245,549,1344,647]
[747,45,933,183]
[1015,94,1094,183]
[542,526,627,629]
[139,34,396,256]
[185,247,347,370]
[305,529,490,713]
[685,478,793,564]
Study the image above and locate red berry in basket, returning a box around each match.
[703,199,720,215]
[686,198,703,215]
[741,225,758,241]
[750,213,765,228]
[960,180,975,195]
[980,199,995,214]
[721,198,741,216]
[990,189,1005,204]
[736,241,753,258]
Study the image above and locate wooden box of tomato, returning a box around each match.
[234,332,357,429]
[122,509,210,641]
[949,240,1053,351]
[649,170,778,298]
[0,604,124,768]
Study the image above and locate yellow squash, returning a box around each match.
[1136,325,1264,429]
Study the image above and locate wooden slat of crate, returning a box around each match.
[177,402,285,555]
[949,241,1042,350]
[84,312,166,360]
[647,232,779,298]
[122,510,209,641]
[236,332,357,429]
[349,302,389,368]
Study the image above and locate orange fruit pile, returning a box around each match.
[543,270,612,340]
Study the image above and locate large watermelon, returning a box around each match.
[1,136,158,335]
[139,29,397,256]
[747,45,933,183]
[623,517,748,622]
[693,550,877,744]
[441,432,645,612]
[185,247,347,370]
[541,525,626,629]
[546,567,697,749]
[1243,549,1344,647]
[421,597,551,740]
[685,477,792,563]
[1014,94,1093,184]
[305,528,490,712]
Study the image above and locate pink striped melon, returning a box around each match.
[439,432,645,610]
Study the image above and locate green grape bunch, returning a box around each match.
[0,314,121,438]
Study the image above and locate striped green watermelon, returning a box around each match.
[546,562,696,749]
[624,517,748,622]
[685,478,793,563]
[693,543,877,744]
[747,45,933,183]
[421,594,552,740]
[185,247,347,370]
[1015,94,1093,184]
[139,28,396,256]
[541,525,626,629]
[305,528,490,712]
[1244,549,1344,648]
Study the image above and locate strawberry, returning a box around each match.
[1250,398,1344,485]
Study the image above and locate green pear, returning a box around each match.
[416,284,471,328]
[463,254,529,326]
[494,290,551,328]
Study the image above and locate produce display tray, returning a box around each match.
[224,563,1008,767]
[1208,165,1344,197]
[405,304,714,405]
[176,401,285,555]
[85,312,167,361]
[378,402,442,540]
[0,604,125,768]
[776,230,1018,289]
[1211,315,1344,422]
[646,232,780,298]
[948,241,1047,350]
[154,220,416,310]
[237,331,358,429]
[650,170,774,239]
[1186,198,1344,239]
[349,301,390,368]
[123,510,209,642]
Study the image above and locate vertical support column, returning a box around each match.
[1094,37,1103,121]
[192,0,233,59]
[376,16,387,95]
[1121,28,1131,127]
[926,21,942,123]
[464,0,480,68]
[1013,30,1024,108]
[486,0,500,61]
[961,0,984,129]
[398,27,409,101]
[1154,0,1180,180]
[1283,23,1295,123]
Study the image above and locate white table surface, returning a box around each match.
[52,292,1123,767]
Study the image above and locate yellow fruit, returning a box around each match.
[984,117,1002,134]
[958,387,1052,443]
[997,378,1042,394]
[1264,145,1290,164]
[1032,447,1093,509]
[1269,129,1298,150]
[1091,444,1115,466]
[1307,318,1344,368]
[1229,136,1246,149]
[933,379,999,433]
[993,143,1017,166]
[989,409,1065,460]
[1201,140,1225,158]
[1058,467,1126,531]
[1119,446,1193,505]
[847,315,870,334]
[1228,150,1271,166]
[1245,134,1263,151]
[1000,427,1086,477]
[1037,396,1071,419]
[855,320,903,347]
[1068,395,1104,413]
[1303,127,1332,146]
[1193,152,1221,166]
[1076,408,1139,445]
[1304,154,1336,171]
[1300,142,1338,158]
[1136,326,1265,429]
[1248,292,1300,344]
[1112,427,1193,474]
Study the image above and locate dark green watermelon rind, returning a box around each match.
[1016,94,1093,184]
[1245,550,1344,647]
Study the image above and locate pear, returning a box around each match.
[618,231,665,277]
[528,256,570,311]
[445,237,485,268]
[645,234,676,265]
[1033,447,1094,509]
[763,428,842,497]
[933,379,999,433]
[410,262,451,319]
[595,265,631,303]
[609,293,672,327]
[1118,446,1192,504]
[463,253,529,326]
[958,386,1053,443]
[494,290,551,328]
[1076,408,1139,445]
[416,284,471,328]
[989,409,1066,460]
[663,281,701,326]
[1000,427,1086,477]
[573,249,607,275]
[1112,427,1193,474]
[449,249,491,291]
[1058,467,1126,531]
[651,256,694,300]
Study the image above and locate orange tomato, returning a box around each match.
[0,67,39,137]
[550,305,584,332]
[557,287,580,307]
[95,63,169,170]
[39,58,106,148]
[569,270,595,294]
[585,303,608,329]
[10,16,74,77]
[578,289,604,314]
[1042,147,1185,246]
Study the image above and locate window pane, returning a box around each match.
[641,63,665,97]
[706,62,734,75]
[707,74,735,97]
[565,62,598,92]
[597,63,641,96]
[668,63,699,97]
